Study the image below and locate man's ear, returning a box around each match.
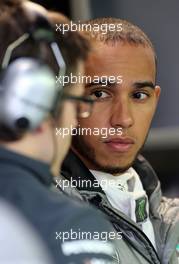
[154,85,161,102]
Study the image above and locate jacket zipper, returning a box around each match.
[101,203,161,264]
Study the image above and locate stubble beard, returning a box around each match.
[72,134,144,175]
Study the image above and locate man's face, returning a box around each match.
[72,42,160,174]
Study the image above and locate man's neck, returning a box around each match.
[1,135,47,164]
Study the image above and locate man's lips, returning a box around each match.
[103,137,135,152]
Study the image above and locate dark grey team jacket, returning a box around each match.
[58,150,179,264]
[0,147,117,264]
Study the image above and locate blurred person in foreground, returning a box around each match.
[59,18,179,264]
[0,2,117,263]
[0,198,54,264]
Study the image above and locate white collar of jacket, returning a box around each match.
[61,150,160,202]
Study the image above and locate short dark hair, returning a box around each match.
[83,18,154,49]
[81,17,156,64]
[0,1,90,141]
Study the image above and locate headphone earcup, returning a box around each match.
[0,58,57,131]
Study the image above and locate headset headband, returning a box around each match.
[1,20,66,90]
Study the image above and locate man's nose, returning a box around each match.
[110,97,134,129]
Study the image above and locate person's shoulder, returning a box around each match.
[46,187,117,263]
[51,186,112,229]
[159,196,179,224]
[0,164,37,202]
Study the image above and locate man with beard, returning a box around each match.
[59,18,179,264]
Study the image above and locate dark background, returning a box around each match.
[32,0,70,16]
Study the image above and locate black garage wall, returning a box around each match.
[31,0,71,17]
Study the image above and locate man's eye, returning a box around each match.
[132,92,149,100]
[90,90,110,99]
